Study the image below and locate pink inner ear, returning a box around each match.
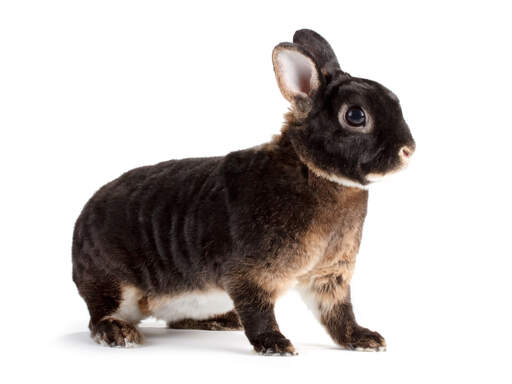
[298,70,313,95]
[276,49,319,100]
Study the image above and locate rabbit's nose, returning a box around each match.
[399,145,414,164]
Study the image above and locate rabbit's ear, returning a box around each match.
[272,43,321,103]
[293,29,341,77]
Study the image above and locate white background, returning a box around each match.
[1,0,511,383]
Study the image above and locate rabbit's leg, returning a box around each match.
[77,278,144,347]
[298,278,386,351]
[167,310,243,330]
[227,280,297,356]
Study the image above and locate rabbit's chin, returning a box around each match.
[365,164,409,184]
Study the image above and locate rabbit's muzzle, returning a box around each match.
[398,145,415,166]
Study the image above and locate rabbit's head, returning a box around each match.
[273,29,415,188]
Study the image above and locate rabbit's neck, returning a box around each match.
[272,131,369,191]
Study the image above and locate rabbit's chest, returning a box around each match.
[299,187,368,281]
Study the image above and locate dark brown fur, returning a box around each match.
[168,310,242,331]
[72,29,413,354]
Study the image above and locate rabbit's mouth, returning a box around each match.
[365,145,415,183]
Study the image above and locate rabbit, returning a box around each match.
[72,29,415,355]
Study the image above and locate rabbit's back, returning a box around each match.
[72,155,233,294]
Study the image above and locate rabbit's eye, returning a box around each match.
[338,104,372,133]
[345,107,366,126]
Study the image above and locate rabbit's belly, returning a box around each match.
[148,290,234,322]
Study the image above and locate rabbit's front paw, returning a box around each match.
[344,326,386,352]
[252,331,298,356]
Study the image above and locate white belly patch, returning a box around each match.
[111,286,235,324]
[147,290,234,323]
